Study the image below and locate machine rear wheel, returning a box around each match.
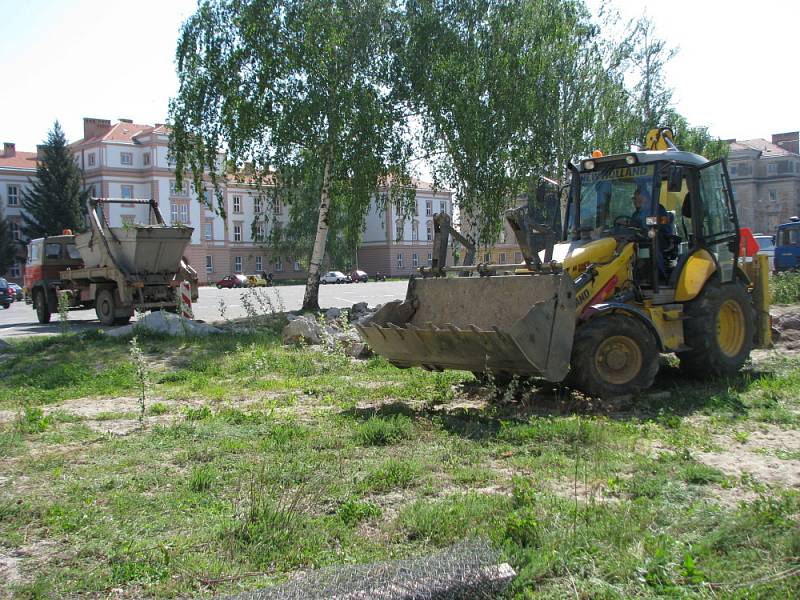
[677,280,753,377]
[568,314,659,398]
[34,290,51,324]
[95,289,116,326]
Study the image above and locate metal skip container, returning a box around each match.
[356,273,578,382]
[75,225,193,274]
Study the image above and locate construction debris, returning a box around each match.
[104,310,222,337]
[219,538,515,600]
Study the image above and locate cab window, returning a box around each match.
[45,243,62,259]
[66,244,82,260]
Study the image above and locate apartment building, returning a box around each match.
[0,143,37,283]
[359,179,454,277]
[1,117,453,284]
[727,132,800,234]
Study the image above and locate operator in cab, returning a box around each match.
[631,186,675,280]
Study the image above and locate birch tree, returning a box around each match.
[169,0,411,311]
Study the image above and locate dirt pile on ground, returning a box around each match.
[772,308,800,349]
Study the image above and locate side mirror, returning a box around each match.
[668,166,683,192]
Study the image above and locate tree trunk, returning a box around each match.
[302,154,333,312]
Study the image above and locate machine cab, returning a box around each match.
[24,235,84,290]
[775,217,800,272]
[565,151,739,299]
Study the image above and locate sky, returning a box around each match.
[0,0,797,152]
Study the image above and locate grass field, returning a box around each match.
[1,322,799,598]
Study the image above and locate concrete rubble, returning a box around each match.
[771,308,800,349]
[104,310,223,337]
[282,302,376,358]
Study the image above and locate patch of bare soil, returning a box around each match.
[0,540,60,593]
[696,425,800,490]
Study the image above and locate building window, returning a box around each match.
[500,252,506,263]
[427,252,432,266]
[10,260,21,278]
[204,222,213,240]
[169,180,189,197]
[273,199,283,215]
[120,152,133,166]
[87,153,96,167]
[412,221,419,241]
[412,253,419,267]
[171,202,189,224]
[256,223,266,241]
[143,152,151,166]
[395,219,404,241]
[484,252,491,263]
[254,197,262,214]
[729,165,737,176]
[7,184,19,205]
[275,257,284,272]
[397,253,403,268]
[293,260,301,272]
[121,214,135,226]
[255,256,262,272]
[769,189,778,202]
[426,200,432,216]
[10,222,20,241]
[233,195,241,213]
[234,256,242,273]
[515,252,522,263]
[426,223,433,241]
[234,224,242,242]
[93,184,101,199]
[121,184,134,200]
[768,163,777,175]
[439,200,446,214]
[206,255,213,273]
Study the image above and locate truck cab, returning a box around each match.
[774,217,800,272]
[25,235,84,317]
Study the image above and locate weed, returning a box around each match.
[57,291,70,334]
[147,402,169,416]
[354,415,414,446]
[188,465,217,492]
[336,498,381,526]
[771,271,800,304]
[359,457,423,493]
[183,405,212,421]
[16,405,52,434]
[129,336,150,426]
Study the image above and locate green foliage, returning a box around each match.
[359,457,423,493]
[21,121,88,238]
[354,415,414,446]
[336,497,382,525]
[16,405,52,434]
[0,214,18,278]
[170,0,414,310]
[771,271,800,304]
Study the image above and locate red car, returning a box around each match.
[348,270,368,283]
[216,274,247,289]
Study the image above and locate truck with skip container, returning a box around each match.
[25,198,199,325]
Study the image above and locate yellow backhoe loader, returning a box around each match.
[356,129,771,397]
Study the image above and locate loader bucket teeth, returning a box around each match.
[356,274,577,382]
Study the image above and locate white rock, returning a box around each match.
[282,316,323,345]
[104,311,222,337]
[325,307,342,321]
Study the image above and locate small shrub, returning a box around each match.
[147,403,169,416]
[770,271,800,304]
[188,465,217,492]
[16,406,52,434]
[359,457,422,493]
[183,405,212,421]
[354,415,414,446]
[337,498,381,526]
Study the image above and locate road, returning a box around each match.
[0,280,409,339]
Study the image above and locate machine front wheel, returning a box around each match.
[95,289,117,326]
[568,314,659,398]
[34,290,51,324]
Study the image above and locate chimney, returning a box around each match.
[772,131,799,155]
[83,117,112,140]
[2,142,14,157]
[119,118,133,124]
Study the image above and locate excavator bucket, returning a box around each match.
[356,273,577,382]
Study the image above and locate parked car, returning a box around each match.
[246,274,267,287]
[753,234,775,271]
[0,278,13,309]
[216,274,248,289]
[348,269,369,283]
[374,272,387,282]
[320,270,348,284]
[8,282,23,301]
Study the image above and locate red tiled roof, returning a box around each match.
[0,150,37,170]
[730,138,795,157]
[73,121,159,146]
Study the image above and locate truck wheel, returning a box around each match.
[568,314,659,398]
[34,290,51,324]
[95,289,117,326]
[677,280,753,378]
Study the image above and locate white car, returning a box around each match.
[754,234,775,271]
[320,270,348,284]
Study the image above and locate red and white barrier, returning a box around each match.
[179,281,194,319]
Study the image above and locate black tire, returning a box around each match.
[677,279,753,378]
[34,290,51,324]
[2,303,9,310]
[95,289,116,326]
[217,284,222,289]
[567,314,659,398]
[114,315,131,325]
